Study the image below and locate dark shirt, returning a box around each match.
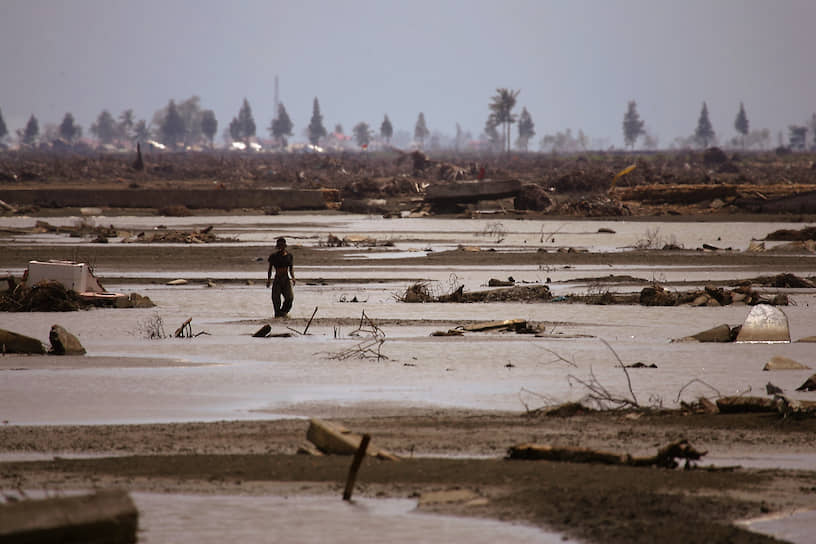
[268,250,293,271]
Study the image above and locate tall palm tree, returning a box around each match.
[489,88,520,153]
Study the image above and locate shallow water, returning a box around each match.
[134,493,573,544]
[740,509,816,544]
[3,214,816,428]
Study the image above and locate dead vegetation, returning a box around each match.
[326,311,388,361]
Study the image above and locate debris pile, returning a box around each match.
[507,438,707,469]
[0,280,153,311]
[638,283,786,307]
[122,226,234,244]
[399,282,551,303]
[762,226,816,241]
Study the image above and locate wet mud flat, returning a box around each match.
[3,212,816,542]
[2,412,816,544]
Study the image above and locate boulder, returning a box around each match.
[690,324,736,343]
[763,356,810,371]
[0,329,46,354]
[796,374,816,392]
[735,304,790,343]
[49,324,86,355]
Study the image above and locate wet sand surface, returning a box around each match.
[3,212,816,543]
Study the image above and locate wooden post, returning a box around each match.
[342,433,370,501]
[302,306,318,335]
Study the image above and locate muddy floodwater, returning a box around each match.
[2,214,816,425]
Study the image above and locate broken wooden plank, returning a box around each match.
[174,317,193,338]
[343,434,371,501]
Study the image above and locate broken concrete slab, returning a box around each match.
[425,179,522,204]
[763,356,810,371]
[0,328,46,354]
[735,304,791,343]
[49,324,86,355]
[0,489,137,543]
[306,419,399,461]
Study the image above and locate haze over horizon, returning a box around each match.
[2,0,814,149]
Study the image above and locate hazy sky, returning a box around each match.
[2,0,814,148]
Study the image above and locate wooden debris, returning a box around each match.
[507,438,707,469]
[342,434,370,501]
[174,317,192,338]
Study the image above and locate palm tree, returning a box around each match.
[489,88,520,153]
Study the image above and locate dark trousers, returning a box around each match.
[272,276,294,316]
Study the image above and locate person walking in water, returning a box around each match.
[267,237,295,317]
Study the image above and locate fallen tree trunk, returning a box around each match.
[507,438,706,469]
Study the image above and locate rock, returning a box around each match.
[128,293,155,308]
[691,294,709,307]
[49,324,86,355]
[746,241,766,252]
[691,324,735,343]
[167,279,188,285]
[253,324,272,338]
[736,304,791,343]
[763,356,810,371]
[795,374,816,392]
[0,329,46,354]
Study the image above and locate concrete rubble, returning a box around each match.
[49,324,86,355]
[736,304,791,343]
